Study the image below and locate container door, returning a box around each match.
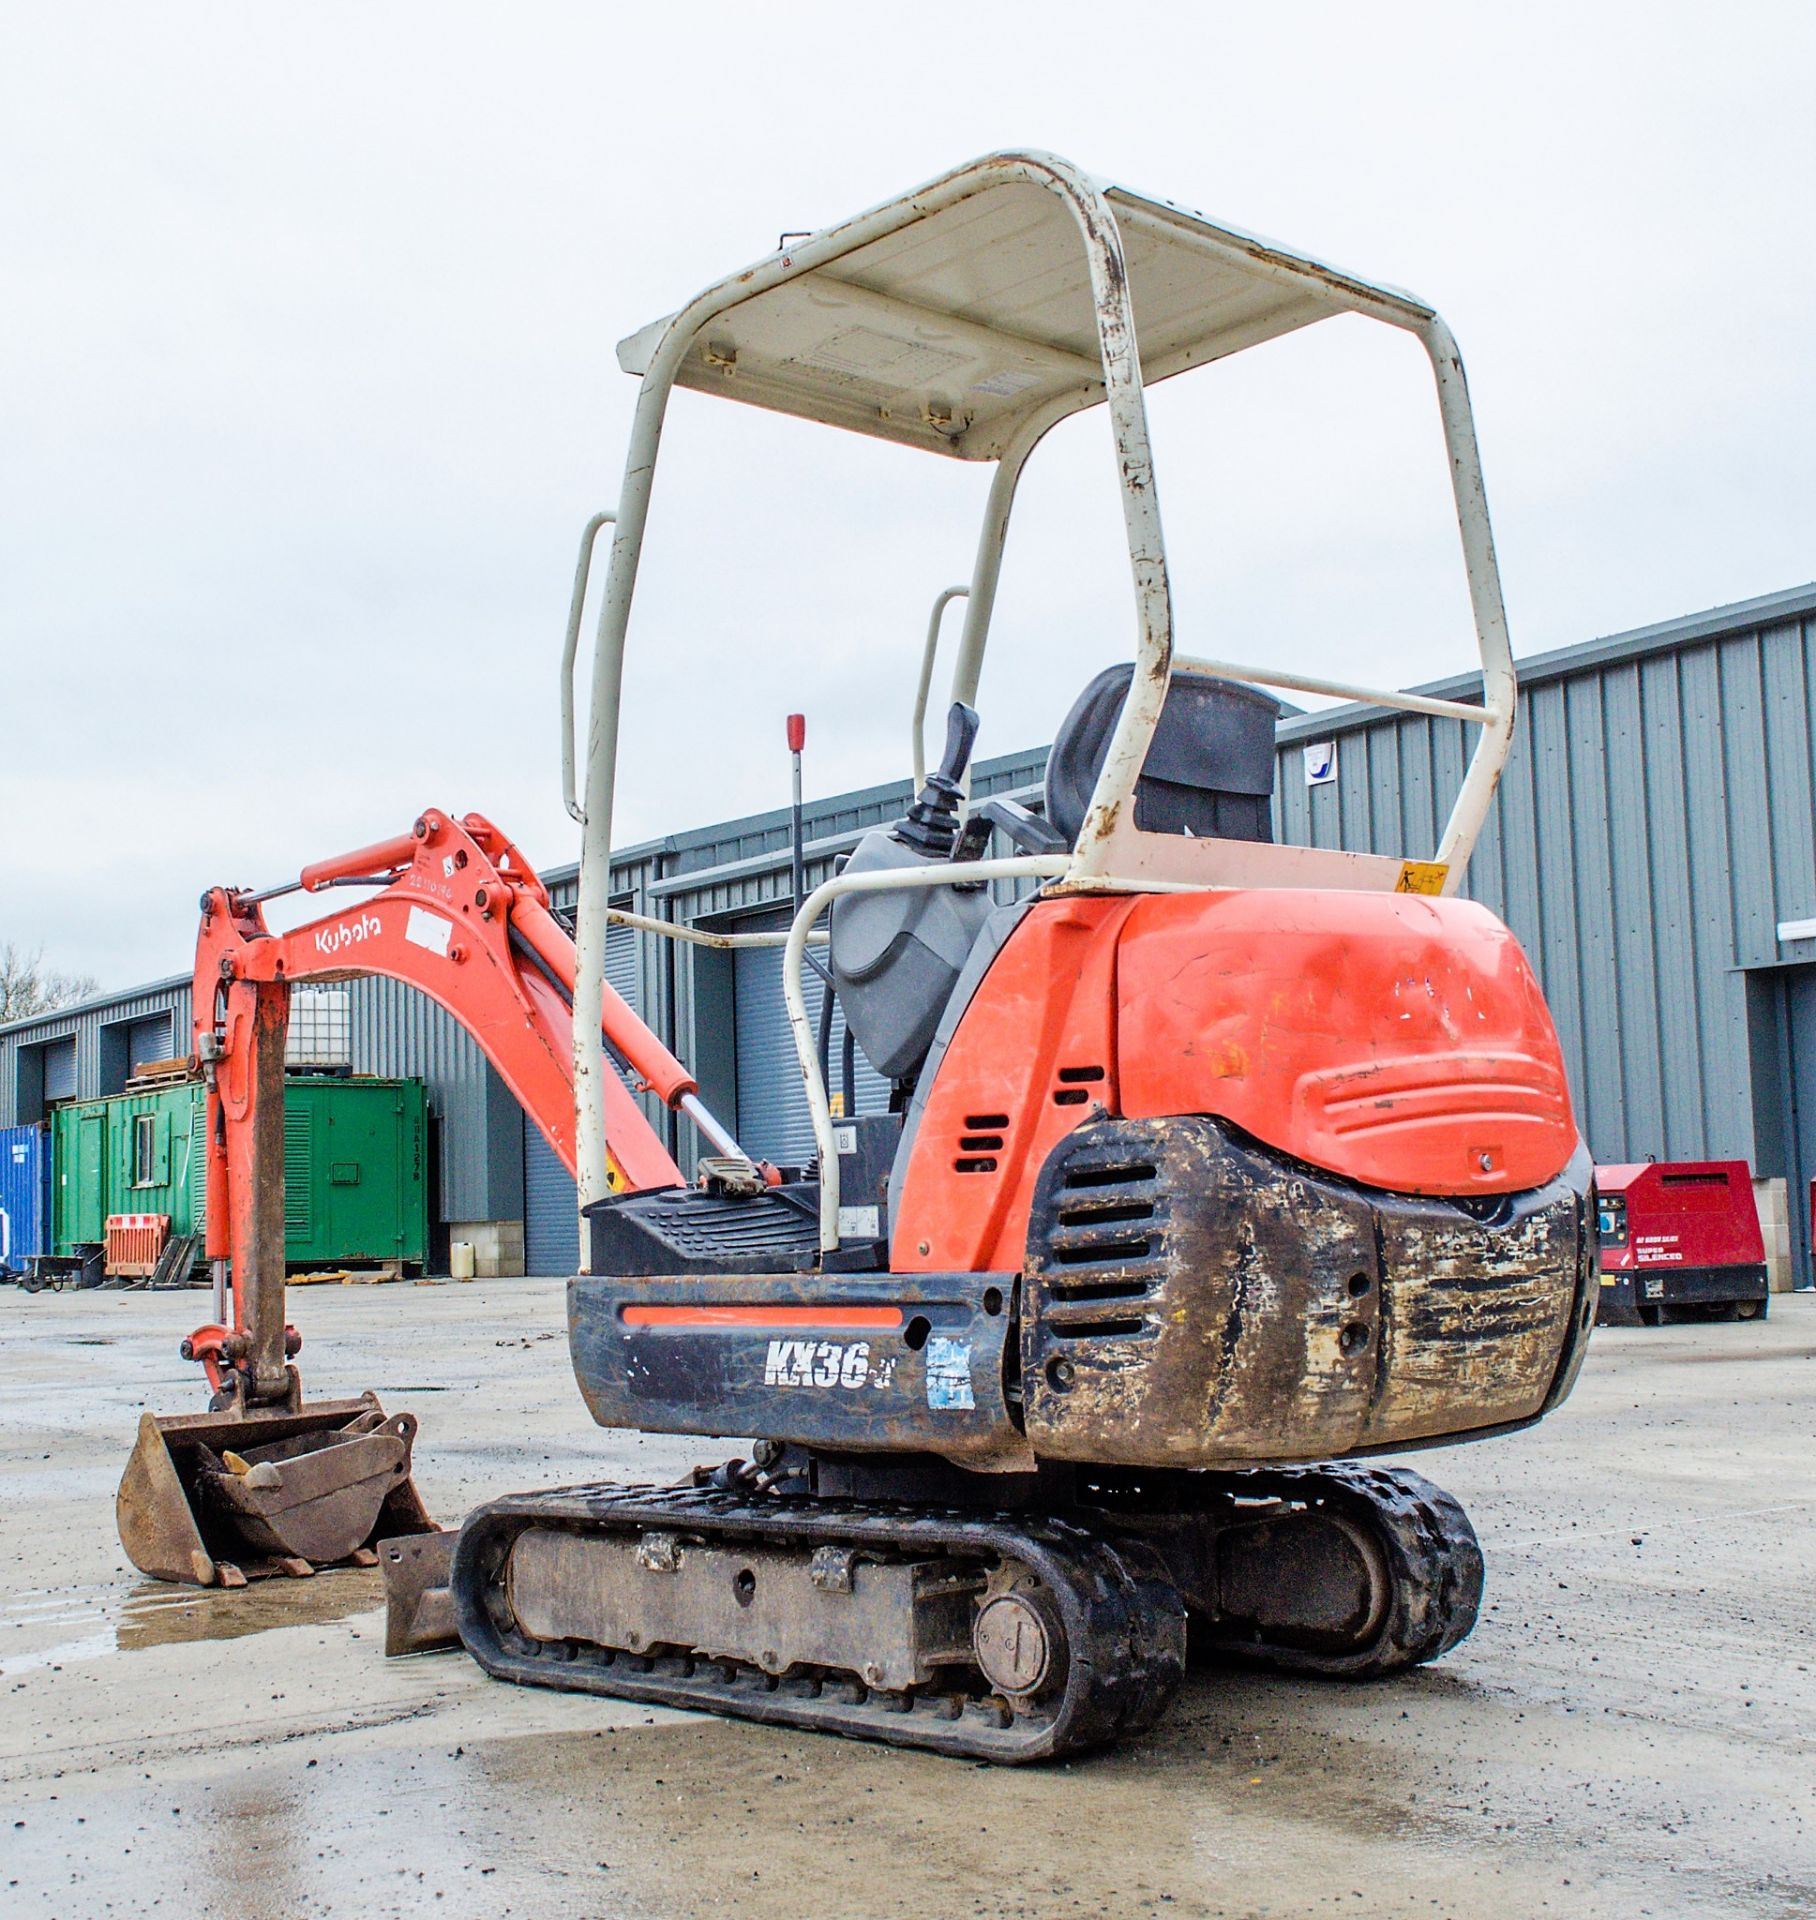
[293,1080,416,1267]
[0,1126,46,1268]
[74,1109,108,1244]
[323,1085,396,1264]
[0,1128,19,1268]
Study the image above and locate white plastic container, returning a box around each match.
[450,1241,476,1282]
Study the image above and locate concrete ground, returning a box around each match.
[2,1279,1812,1920]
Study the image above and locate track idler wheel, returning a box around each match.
[1188,1463,1484,1679]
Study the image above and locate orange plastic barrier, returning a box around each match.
[106,1212,170,1278]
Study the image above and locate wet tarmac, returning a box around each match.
[3,1278,1813,1918]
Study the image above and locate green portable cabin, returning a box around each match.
[53,1083,214,1251]
[53,1098,118,1249]
[52,1076,428,1271]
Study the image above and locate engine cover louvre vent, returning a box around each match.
[1052,1062,1107,1108]
[1021,1112,1594,1470]
[1029,1148,1167,1340]
[955,1112,1009,1175]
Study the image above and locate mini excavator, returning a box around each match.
[122,153,1596,1760]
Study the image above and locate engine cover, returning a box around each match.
[1020,1114,1596,1466]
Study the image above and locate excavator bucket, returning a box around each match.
[117,1394,435,1587]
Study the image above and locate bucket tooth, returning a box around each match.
[116,1393,436,1586]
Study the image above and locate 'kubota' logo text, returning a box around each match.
[763,1339,895,1391]
[315,913,382,957]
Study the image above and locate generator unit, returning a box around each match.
[1596,1160,1769,1325]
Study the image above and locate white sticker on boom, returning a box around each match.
[837,1204,880,1240]
[833,1125,858,1156]
[404,906,453,957]
[925,1338,975,1411]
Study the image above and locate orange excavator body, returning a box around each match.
[891,889,1575,1276]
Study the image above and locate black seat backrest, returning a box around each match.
[1043,664,1278,849]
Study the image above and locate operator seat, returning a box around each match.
[1043,663,1279,848]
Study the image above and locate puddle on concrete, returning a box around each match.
[0,1568,382,1673]
[42,1696,1650,1920]
[114,1567,383,1652]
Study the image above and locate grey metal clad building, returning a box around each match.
[3,978,190,1122]
[6,585,1815,1277]
[1273,580,1816,1283]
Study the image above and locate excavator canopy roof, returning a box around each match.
[616,168,1435,461]
[569,152,1516,1235]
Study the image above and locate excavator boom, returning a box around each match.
[118,806,721,1587]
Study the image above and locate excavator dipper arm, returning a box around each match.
[189,807,690,1408]
[117,807,710,1589]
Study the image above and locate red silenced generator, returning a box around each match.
[1596,1161,1769,1325]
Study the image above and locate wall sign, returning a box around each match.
[1303,741,1337,786]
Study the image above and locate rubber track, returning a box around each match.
[1190,1461,1484,1678]
[450,1483,1186,1763]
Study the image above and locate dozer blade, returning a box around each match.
[380,1527,460,1655]
[117,1394,435,1586]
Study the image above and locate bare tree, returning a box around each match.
[0,943,100,1024]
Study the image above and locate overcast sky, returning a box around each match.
[3,3,1812,989]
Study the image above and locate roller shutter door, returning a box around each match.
[522,923,640,1275]
[733,939,889,1167]
[127,1014,173,1072]
[41,1039,77,1105]
[522,1124,578,1276]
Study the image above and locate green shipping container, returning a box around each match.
[52,1076,428,1271]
